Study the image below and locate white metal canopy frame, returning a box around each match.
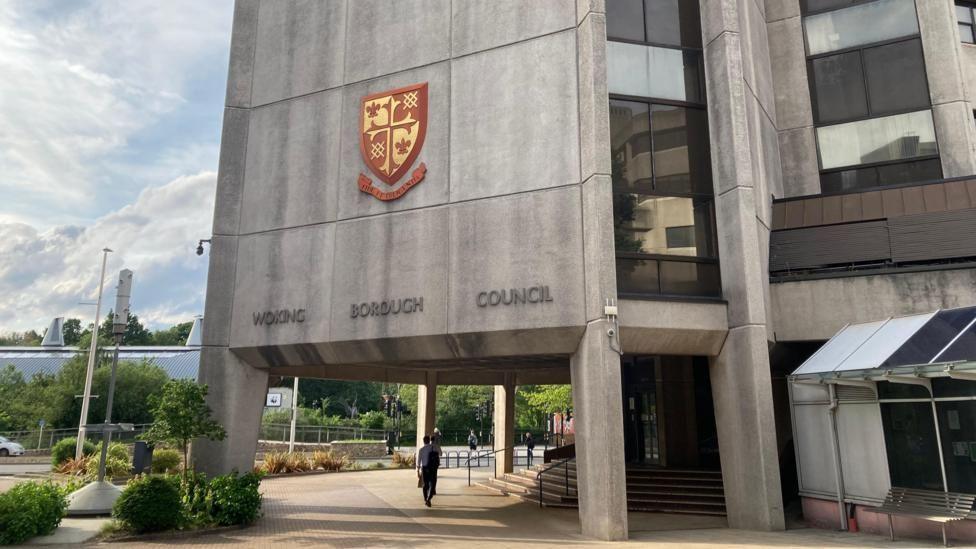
[787,306,976,533]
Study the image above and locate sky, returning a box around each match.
[0,0,234,333]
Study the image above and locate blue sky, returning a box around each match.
[0,1,234,332]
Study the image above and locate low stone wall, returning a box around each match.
[257,440,387,459]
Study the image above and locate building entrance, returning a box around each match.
[621,355,720,470]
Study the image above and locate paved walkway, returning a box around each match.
[85,467,947,548]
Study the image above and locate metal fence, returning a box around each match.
[0,424,153,451]
[259,423,386,444]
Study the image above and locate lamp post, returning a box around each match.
[76,248,111,460]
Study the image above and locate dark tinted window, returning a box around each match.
[884,307,976,367]
[810,51,868,124]
[617,257,660,295]
[613,194,717,257]
[881,402,945,491]
[958,3,976,43]
[820,158,942,193]
[610,100,652,192]
[878,380,931,399]
[651,105,712,194]
[607,0,645,41]
[936,401,976,493]
[933,378,976,398]
[659,259,721,296]
[863,39,930,115]
[645,0,702,48]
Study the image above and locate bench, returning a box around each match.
[874,487,975,547]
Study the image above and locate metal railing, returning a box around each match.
[258,423,385,444]
[0,424,152,451]
[536,457,575,507]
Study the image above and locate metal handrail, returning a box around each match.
[536,456,575,508]
[464,447,517,486]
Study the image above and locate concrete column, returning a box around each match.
[701,0,786,532]
[916,0,976,177]
[193,347,269,476]
[570,321,628,541]
[415,371,437,445]
[493,373,516,477]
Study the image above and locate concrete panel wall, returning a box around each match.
[618,299,728,356]
[771,267,976,341]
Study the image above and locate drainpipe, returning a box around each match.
[827,383,848,531]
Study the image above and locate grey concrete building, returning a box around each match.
[197,0,976,540]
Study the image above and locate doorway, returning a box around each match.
[622,356,661,465]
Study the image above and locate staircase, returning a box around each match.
[477,461,727,516]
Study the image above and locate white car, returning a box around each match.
[0,436,25,457]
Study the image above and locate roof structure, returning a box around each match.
[791,306,976,381]
[0,346,200,381]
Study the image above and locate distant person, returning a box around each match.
[416,435,438,506]
[468,429,478,451]
[524,432,535,466]
[430,429,442,497]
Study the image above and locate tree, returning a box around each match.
[62,319,82,346]
[150,322,193,346]
[297,379,384,418]
[144,380,225,481]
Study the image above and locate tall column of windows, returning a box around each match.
[801,0,942,193]
[606,0,720,299]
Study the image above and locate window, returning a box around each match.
[880,402,945,491]
[958,3,976,44]
[666,225,696,248]
[803,0,919,56]
[816,110,938,170]
[608,1,717,299]
[607,42,704,103]
[607,0,702,48]
[809,38,929,124]
[820,158,942,193]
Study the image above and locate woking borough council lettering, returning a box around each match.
[351,297,424,318]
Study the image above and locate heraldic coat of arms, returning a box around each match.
[357,82,428,201]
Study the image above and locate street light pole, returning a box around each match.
[76,247,111,460]
[288,377,299,453]
[97,269,131,482]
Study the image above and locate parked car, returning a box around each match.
[0,436,25,457]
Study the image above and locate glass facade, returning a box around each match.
[803,0,918,56]
[816,110,938,171]
[957,2,975,43]
[607,2,719,299]
[878,378,976,493]
[802,0,940,192]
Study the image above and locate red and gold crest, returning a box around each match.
[358,82,428,201]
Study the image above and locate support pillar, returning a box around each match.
[570,321,628,541]
[193,347,269,476]
[493,373,516,477]
[415,371,437,446]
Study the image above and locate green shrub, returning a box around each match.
[150,448,181,474]
[112,475,181,533]
[0,481,68,545]
[180,471,210,521]
[50,438,96,467]
[83,443,130,480]
[206,472,263,526]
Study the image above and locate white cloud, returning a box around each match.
[0,0,232,226]
[0,171,217,332]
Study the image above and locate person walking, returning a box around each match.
[467,429,478,451]
[524,432,535,466]
[429,429,442,498]
[416,435,438,506]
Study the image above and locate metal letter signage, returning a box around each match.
[476,286,554,307]
[358,82,428,201]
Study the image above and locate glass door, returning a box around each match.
[623,356,661,465]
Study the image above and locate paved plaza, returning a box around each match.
[80,467,944,548]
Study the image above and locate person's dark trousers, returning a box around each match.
[429,465,439,497]
[422,466,436,502]
[526,448,533,466]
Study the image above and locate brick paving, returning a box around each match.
[90,467,942,548]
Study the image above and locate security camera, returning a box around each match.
[195,244,204,256]
[607,327,616,337]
